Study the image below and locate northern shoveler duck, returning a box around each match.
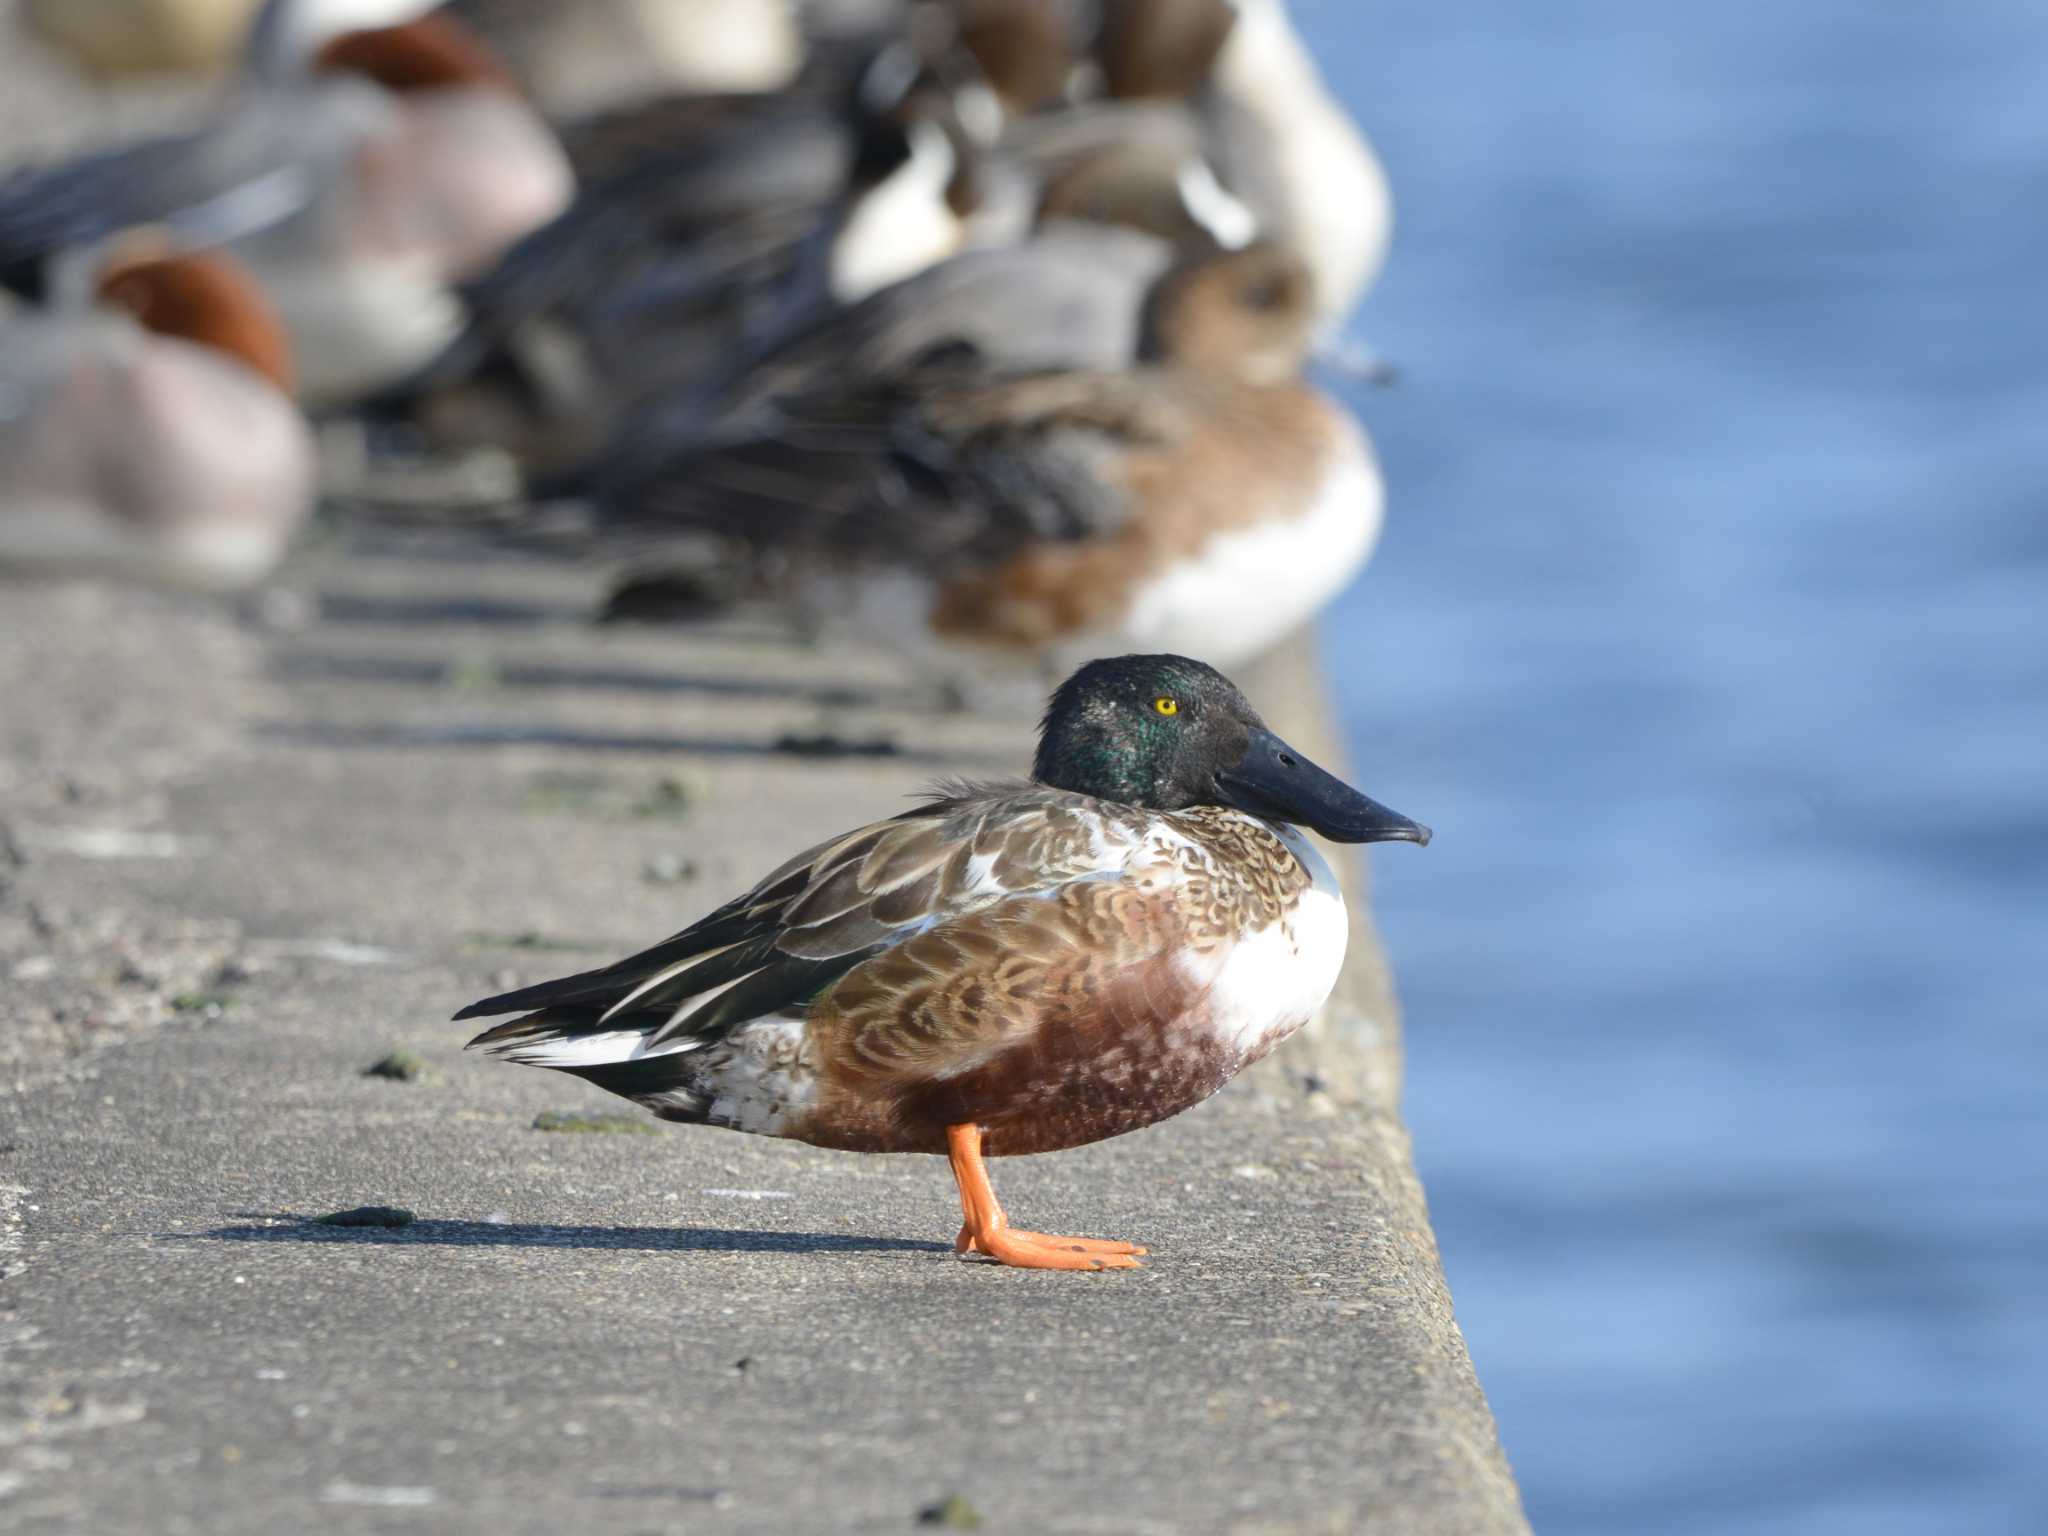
[458,654,1429,1270]
[0,4,571,406]
[591,241,1383,677]
[0,240,313,589]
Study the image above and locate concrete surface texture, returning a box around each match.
[0,539,1527,1534]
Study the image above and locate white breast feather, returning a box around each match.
[1185,823,1349,1060]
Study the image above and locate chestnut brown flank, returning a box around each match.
[794,806,1313,1155]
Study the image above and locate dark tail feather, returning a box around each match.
[454,966,624,1022]
[462,1010,573,1049]
[555,1056,710,1122]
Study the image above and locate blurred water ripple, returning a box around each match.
[1306,2,2048,1531]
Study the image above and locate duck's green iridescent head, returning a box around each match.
[1031,655,1431,845]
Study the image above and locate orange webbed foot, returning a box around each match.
[945,1122,1146,1272]
[955,1223,1146,1271]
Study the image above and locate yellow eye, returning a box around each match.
[1153,696,1179,716]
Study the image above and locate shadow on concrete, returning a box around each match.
[306,589,797,647]
[270,649,938,712]
[309,592,591,628]
[197,1216,950,1255]
[251,720,957,763]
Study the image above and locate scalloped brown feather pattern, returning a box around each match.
[794,805,1315,1155]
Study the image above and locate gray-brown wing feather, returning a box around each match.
[593,359,1191,575]
[458,786,1139,1054]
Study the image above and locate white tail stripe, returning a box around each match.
[497,1028,699,1068]
[646,968,761,1051]
[600,939,744,1023]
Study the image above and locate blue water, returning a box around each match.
[1298,3,2048,1531]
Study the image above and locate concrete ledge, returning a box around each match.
[0,545,1525,1533]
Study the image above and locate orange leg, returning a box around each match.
[945,1123,1146,1272]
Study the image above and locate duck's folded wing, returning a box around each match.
[0,137,212,295]
[814,871,1197,1109]
[457,786,1142,1056]
[691,224,1177,438]
[596,360,1192,573]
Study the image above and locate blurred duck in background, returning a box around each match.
[0,0,572,407]
[443,0,807,115]
[2,0,1393,670]
[591,243,1382,681]
[1016,0,1390,330]
[23,0,264,77]
[594,211,1247,474]
[437,0,1381,475]
[387,1,1080,470]
[0,238,313,589]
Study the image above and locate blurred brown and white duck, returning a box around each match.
[0,1,572,407]
[592,242,1384,679]
[0,239,313,590]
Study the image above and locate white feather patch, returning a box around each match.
[600,940,744,1022]
[1061,416,1382,670]
[1176,159,1259,250]
[1179,823,1348,1060]
[493,1028,703,1068]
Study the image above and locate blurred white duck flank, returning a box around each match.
[307,13,573,280]
[829,119,967,303]
[0,244,313,590]
[597,243,1382,678]
[248,11,572,402]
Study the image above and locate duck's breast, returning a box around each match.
[1103,405,1382,670]
[1180,821,1349,1067]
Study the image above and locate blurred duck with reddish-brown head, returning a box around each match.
[0,241,314,591]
